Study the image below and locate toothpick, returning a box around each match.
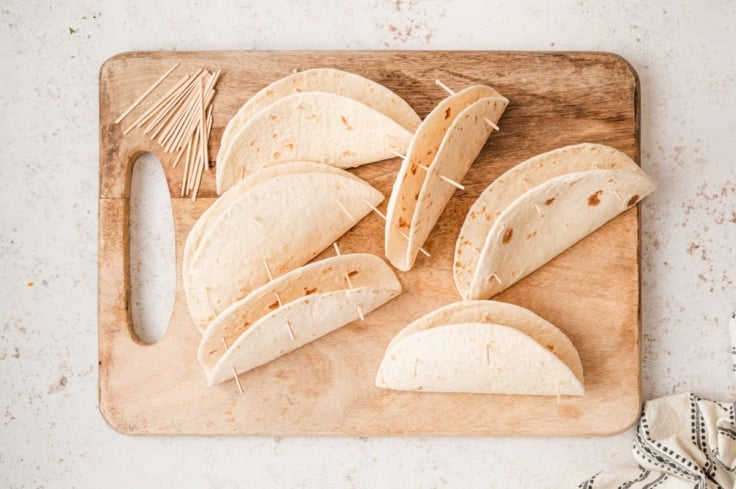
[180,137,192,196]
[262,259,293,339]
[123,74,190,135]
[335,199,355,220]
[387,148,406,159]
[533,202,543,217]
[360,200,431,258]
[115,62,179,124]
[171,141,187,168]
[361,199,387,220]
[333,242,364,320]
[434,79,455,96]
[145,77,198,137]
[416,163,465,190]
[612,189,622,201]
[285,319,295,341]
[385,147,464,189]
[434,79,499,130]
[221,338,243,394]
[198,75,208,183]
[521,178,531,191]
[262,259,275,281]
[492,273,502,284]
[190,126,205,201]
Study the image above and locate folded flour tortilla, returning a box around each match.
[454,143,656,300]
[217,68,420,164]
[184,161,384,332]
[375,300,584,395]
[216,89,416,193]
[384,85,508,271]
[200,253,401,385]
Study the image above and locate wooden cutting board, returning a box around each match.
[99,51,642,436]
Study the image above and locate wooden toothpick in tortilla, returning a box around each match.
[221,338,244,394]
[332,242,364,320]
[435,79,500,131]
[262,258,296,341]
[361,199,431,257]
[335,199,355,221]
[386,148,465,190]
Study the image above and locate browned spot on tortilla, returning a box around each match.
[270,114,278,121]
[342,150,356,157]
[455,261,461,267]
[546,344,555,351]
[502,227,514,244]
[410,164,418,175]
[414,192,419,201]
[340,115,352,130]
[273,151,281,160]
[272,133,277,139]
[304,287,317,295]
[627,194,640,206]
[398,217,409,228]
[485,213,491,221]
[348,270,359,278]
[526,230,538,240]
[444,107,451,119]
[544,197,556,206]
[588,190,603,206]
[285,143,294,151]
[268,301,279,310]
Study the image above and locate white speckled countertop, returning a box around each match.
[1,1,734,487]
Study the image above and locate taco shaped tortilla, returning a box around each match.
[384,85,508,271]
[454,143,656,301]
[216,88,417,194]
[200,253,401,386]
[375,300,584,396]
[216,67,420,168]
[184,161,384,332]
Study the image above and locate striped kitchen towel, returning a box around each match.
[579,392,735,489]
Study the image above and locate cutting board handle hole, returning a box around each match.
[129,152,175,345]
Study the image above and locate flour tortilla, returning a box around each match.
[200,253,401,386]
[182,161,370,281]
[375,310,584,395]
[216,68,421,167]
[184,162,384,332]
[216,91,414,193]
[384,300,583,383]
[463,168,656,300]
[385,85,508,271]
[455,143,652,299]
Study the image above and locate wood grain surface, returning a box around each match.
[98,51,642,436]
